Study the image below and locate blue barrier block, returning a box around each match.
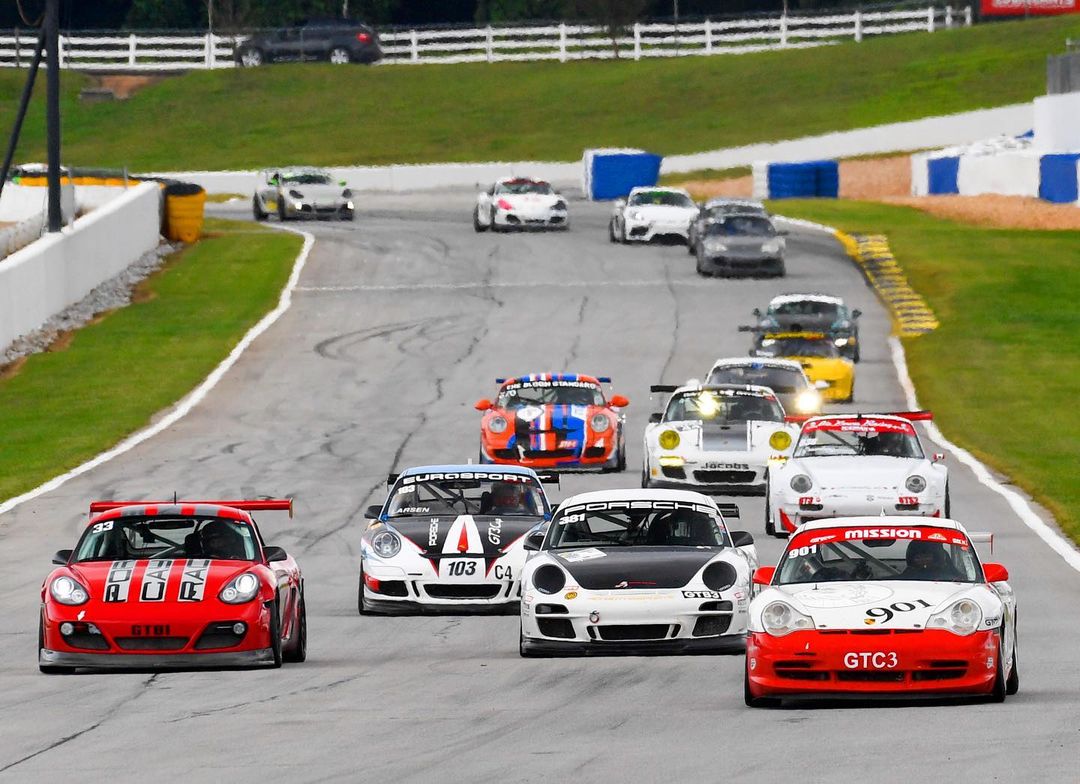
[927,156,959,194]
[1039,153,1080,203]
[585,151,663,200]
[767,160,838,198]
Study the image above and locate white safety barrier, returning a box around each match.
[955,150,1041,197]
[0,181,161,353]
[1033,91,1080,152]
[0,6,969,71]
[0,183,75,223]
[0,215,44,259]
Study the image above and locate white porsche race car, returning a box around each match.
[642,383,799,495]
[609,186,699,243]
[767,413,948,537]
[519,489,757,655]
[252,166,354,221]
[358,465,554,613]
[705,357,823,416]
[473,177,568,231]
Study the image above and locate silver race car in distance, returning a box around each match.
[473,177,568,232]
[253,166,354,221]
[687,197,768,255]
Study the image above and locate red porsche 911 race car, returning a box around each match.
[475,373,629,471]
[39,499,305,673]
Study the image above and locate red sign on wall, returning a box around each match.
[981,0,1078,15]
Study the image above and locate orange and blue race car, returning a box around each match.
[475,373,629,471]
[38,499,305,673]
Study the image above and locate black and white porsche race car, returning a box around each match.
[359,465,555,613]
[519,489,756,655]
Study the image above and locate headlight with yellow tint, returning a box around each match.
[768,431,792,451]
[658,430,680,450]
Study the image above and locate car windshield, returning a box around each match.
[629,191,693,208]
[705,216,775,237]
[497,180,552,195]
[770,300,840,318]
[706,365,808,394]
[664,389,784,423]
[776,526,981,584]
[386,471,546,517]
[548,500,727,548]
[73,516,259,562]
[281,171,332,185]
[496,379,604,408]
[794,418,923,458]
[757,337,839,358]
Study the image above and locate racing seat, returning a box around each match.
[184,532,204,558]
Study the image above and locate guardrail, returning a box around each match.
[0,6,970,71]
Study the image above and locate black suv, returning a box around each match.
[236,18,382,66]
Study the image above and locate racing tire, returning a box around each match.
[277,199,289,222]
[1005,618,1020,695]
[490,208,505,233]
[239,47,265,67]
[844,383,855,404]
[340,210,354,222]
[268,599,283,668]
[764,478,776,537]
[283,591,307,663]
[695,256,710,277]
[852,344,861,363]
[38,614,74,675]
[616,437,627,472]
[608,220,618,243]
[988,634,1007,703]
[252,197,268,222]
[329,47,352,64]
[744,662,779,708]
[357,570,370,615]
[641,465,652,488]
[773,261,786,278]
[473,207,488,233]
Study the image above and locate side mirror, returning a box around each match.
[523,530,545,551]
[932,453,945,463]
[365,504,384,519]
[730,531,755,548]
[338,180,347,186]
[648,412,663,424]
[609,394,629,408]
[264,545,288,562]
[814,379,829,390]
[852,309,862,319]
[474,398,493,411]
[752,308,761,317]
[52,549,72,565]
[752,566,775,586]
[983,563,1009,583]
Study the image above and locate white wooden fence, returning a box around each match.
[0,6,971,71]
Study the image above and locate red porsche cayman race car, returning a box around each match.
[475,373,628,471]
[39,499,306,673]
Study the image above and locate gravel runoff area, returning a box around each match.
[1,240,177,367]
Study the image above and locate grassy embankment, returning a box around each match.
[770,199,1080,542]
[0,219,301,502]
[1,16,1079,170]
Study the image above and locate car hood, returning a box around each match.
[284,183,345,199]
[627,204,697,220]
[797,456,928,490]
[499,193,562,208]
[552,547,720,590]
[795,357,851,379]
[67,559,255,604]
[387,514,542,557]
[768,314,835,331]
[763,580,980,629]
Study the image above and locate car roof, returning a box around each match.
[559,488,720,507]
[398,464,540,478]
[709,357,804,372]
[496,177,550,186]
[262,166,330,176]
[796,516,967,534]
[89,503,254,525]
[768,293,845,307]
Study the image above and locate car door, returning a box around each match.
[302,20,334,60]
[477,184,494,224]
[272,25,304,61]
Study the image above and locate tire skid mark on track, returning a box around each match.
[561,295,590,372]
[658,264,682,385]
[165,674,364,724]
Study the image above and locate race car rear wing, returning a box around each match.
[385,471,560,486]
[495,376,612,384]
[650,384,679,393]
[969,532,994,554]
[715,503,739,519]
[783,410,934,424]
[89,499,294,517]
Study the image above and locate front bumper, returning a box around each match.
[746,629,999,697]
[699,253,784,277]
[493,209,567,229]
[774,495,945,533]
[521,589,748,654]
[481,444,616,471]
[283,200,352,219]
[362,576,520,613]
[624,219,690,242]
[647,456,767,495]
[39,647,275,670]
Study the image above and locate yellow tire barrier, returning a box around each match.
[163,184,207,243]
[835,231,938,338]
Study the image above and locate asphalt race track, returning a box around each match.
[2,192,1078,783]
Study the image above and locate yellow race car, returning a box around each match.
[751,332,855,402]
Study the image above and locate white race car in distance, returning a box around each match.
[609,186,698,243]
[519,489,756,656]
[253,166,354,221]
[473,177,568,232]
[642,383,799,495]
[359,465,554,613]
[705,357,822,416]
[767,413,948,537]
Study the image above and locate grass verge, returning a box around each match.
[768,199,1080,543]
[0,218,301,502]
[2,16,1079,170]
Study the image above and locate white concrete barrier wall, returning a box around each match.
[956,151,1041,197]
[0,214,44,259]
[0,183,75,223]
[910,152,931,197]
[0,181,161,353]
[1034,92,1080,153]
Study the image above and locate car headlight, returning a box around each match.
[488,415,508,434]
[790,474,812,493]
[288,189,304,200]
[926,598,982,636]
[532,564,566,595]
[702,561,738,591]
[794,389,821,414]
[590,413,610,432]
[906,475,927,493]
[372,531,401,558]
[553,200,567,211]
[50,576,89,606]
[346,200,355,210]
[761,239,782,254]
[761,601,815,636]
[219,572,261,604]
[628,209,643,220]
[769,430,792,451]
[704,240,728,252]
[834,337,850,346]
[658,429,680,450]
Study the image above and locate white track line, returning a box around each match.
[0,225,315,520]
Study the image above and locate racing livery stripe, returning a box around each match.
[139,559,174,602]
[104,560,136,603]
[178,559,211,602]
